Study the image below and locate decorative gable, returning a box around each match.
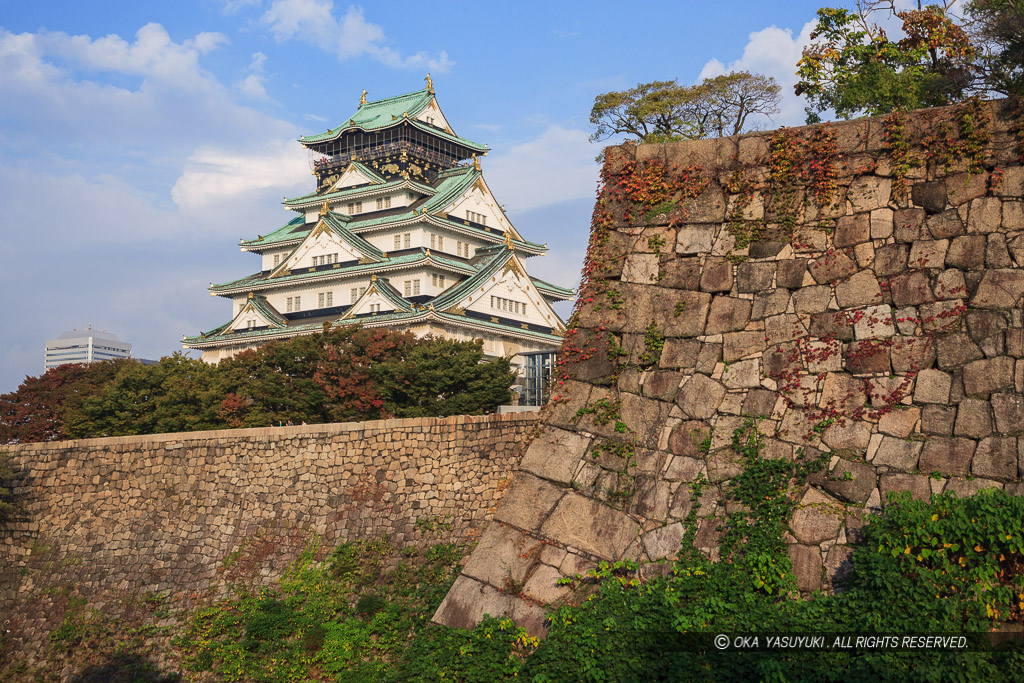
[416,98,454,134]
[329,163,385,191]
[447,254,562,330]
[270,217,380,277]
[449,177,521,240]
[343,278,409,318]
[226,295,286,332]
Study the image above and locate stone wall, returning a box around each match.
[1,412,535,658]
[434,99,1024,636]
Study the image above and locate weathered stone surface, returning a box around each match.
[722,358,761,389]
[870,436,922,471]
[921,404,957,435]
[972,436,1018,480]
[954,398,994,439]
[822,420,872,451]
[936,333,984,370]
[777,259,808,289]
[700,257,733,292]
[992,392,1024,435]
[879,473,932,502]
[825,544,856,590]
[934,269,968,299]
[540,492,640,560]
[494,473,566,533]
[736,262,775,293]
[751,289,791,320]
[891,336,936,372]
[835,213,870,247]
[835,270,883,308]
[792,285,832,313]
[705,296,752,335]
[661,291,713,338]
[925,209,964,239]
[676,226,716,255]
[962,356,1016,397]
[914,369,952,404]
[461,523,543,588]
[968,197,1002,233]
[810,249,858,283]
[909,239,948,269]
[874,244,909,277]
[845,340,891,374]
[660,338,701,370]
[918,437,975,477]
[676,375,726,419]
[890,271,934,306]
[912,180,946,214]
[643,523,685,561]
[642,370,683,402]
[946,234,987,269]
[788,544,822,592]
[622,253,660,284]
[853,304,895,339]
[520,428,592,486]
[894,208,925,242]
[433,575,549,637]
[723,330,767,362]
[821,458,877,504]
[878,406,920,438]
[660,257,702,289]
[848,176,892,212]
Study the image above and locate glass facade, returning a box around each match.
[521,351,556,407]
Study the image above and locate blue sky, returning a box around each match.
[0,0,832,392]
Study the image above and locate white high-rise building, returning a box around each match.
[44,328,132,371]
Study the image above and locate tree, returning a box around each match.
[796,2,977,120]
[966,0,1024,95]
[589,72,781,143]
[65,354,222,438]
[0,360,126,443]
[373,338,515,418]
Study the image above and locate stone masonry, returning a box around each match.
[1,412,535,661]
[434,99,1024,636]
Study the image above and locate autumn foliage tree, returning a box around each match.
[796,1,978,120]
[1,325,517,442]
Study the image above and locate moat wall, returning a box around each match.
[1,412,535,660]
[435,99,1024,635]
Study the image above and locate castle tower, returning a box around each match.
[183,82,571,396]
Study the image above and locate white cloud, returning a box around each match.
[237,51,270,99]
[484,126,599,213]
[171,140,308,209]
[261,1,453,72]
[698,21,818,127]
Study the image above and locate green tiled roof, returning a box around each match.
[298,88,487,152]
[247,295,288,327]
[240,216,308,249]
[531,276,575,300]
[283,177,433,207]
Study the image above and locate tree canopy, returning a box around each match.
[589,72,781,143]
[796,1,1024,122]
[0,326,517,442]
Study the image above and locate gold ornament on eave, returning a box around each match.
[425,73,434,93]
[360,89,367,105]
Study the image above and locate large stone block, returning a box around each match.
[870,436,922,471]
[918,437,975,477]
[493,473,566,533]
[432,575,549,637]
[788,544,823,592]
[946,235,987,269]
[992,392,1024,435]
[736,262,776,293]
[962,357,1016,397]
[519,428,591,486]
[676,374,726,420]
[540,492,640,560]
[848,176,892,212]
[835,270,883,308]
[972,437,1018,480]
[700,257,733,292]
[954,399,994,439]
[914,369,952,404]
[810,249,858,283]
[705,296,752,335]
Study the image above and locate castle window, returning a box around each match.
[273,254,280,267]
[286,297,293,312]
[351,288,358,303]
[413,280,420,296]
[347,201,363,214]
[437,235,444,251]
[294,296,301,311]
[404,281,411,297]
[326,291,332,306]
[394,234,401,250]
[376,196,391,210]
[403,233,411,248]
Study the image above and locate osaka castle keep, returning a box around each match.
[182,79,571,382]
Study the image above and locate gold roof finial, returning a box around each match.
[472,154,480,171]
[371,274,378,282]
[320,200,330,215]
[360,89,367,105]
[503,230,515,251]
[248,292,254,299]
[425,73,434,93]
